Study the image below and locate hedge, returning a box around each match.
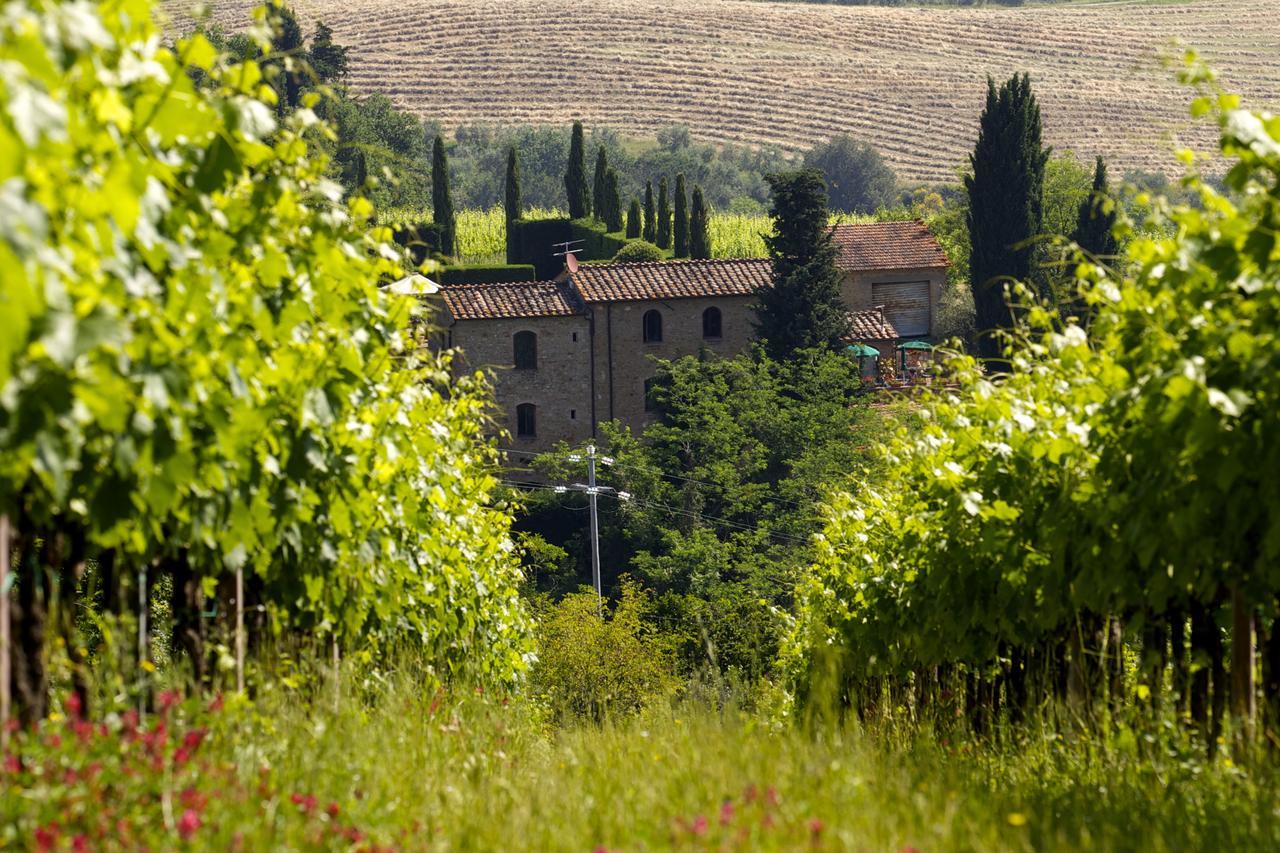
[388,219,445,266]
[507,217,630,279]
[438,264,537,285]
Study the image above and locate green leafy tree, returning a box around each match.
[266,5,306,113]
[690,185,711,259]
[605,169,624,232]
[565,121,589,219]
[505,146,522,262]
[308,21,349,83]
[593,145,609,223]
[673,173,690,257]
[802,134,897,214]
[656,178,672,249]
[753,170,849,358]
[432,135,457,257]
[626,199,642,239]
[965,73,1050,362]
[643,180,657,243]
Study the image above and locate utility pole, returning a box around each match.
[587,444,602,615]
[562,444,628,617]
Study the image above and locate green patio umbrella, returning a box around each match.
[846,343,879,357]
[897,339,933,372]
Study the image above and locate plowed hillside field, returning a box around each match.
[164,0,1280,183]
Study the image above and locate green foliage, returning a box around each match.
[533,583,677,721]
[505,147,522,262]
[643,181,657,243]
[1073,156,1119,261]
[612,240,665,263]
[604,169,624,233]
[789,80,1280,733]
[754,170,850,358]
[438,264,537,285]
[308,22,349,84]
[626,199,642,239]
[690,186,711,259]
[569,218,628,261]
[674,173,690,258]
[432,135,457,257]
[565,121,589,219]
[966,73,1050,361]
[802,133,898,214]
[656,178,672,249]
[593,145,609,223]
[0,0,531,694]
[506,217,573,278]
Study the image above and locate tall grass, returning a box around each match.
[200,663,1280,851]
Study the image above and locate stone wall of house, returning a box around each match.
[841,267,946,337]
[589,295,756,434]
[448,315,594,451]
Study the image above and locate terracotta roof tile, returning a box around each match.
[847,308,899,341]
[570,259,771,303]
[829,221,949,271]
[439,281,581,321]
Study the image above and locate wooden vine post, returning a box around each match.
[1,515,10,745]
[1231,585,1256,743]
[235,567,245,693]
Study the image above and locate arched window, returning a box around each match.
[702,306,722,339]
[516,403,537,438]
[643,378,658,412]
[513,331,537,370]
[642,309,663,343]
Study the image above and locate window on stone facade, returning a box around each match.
[643,378,658,413]
[516,403,536,438]
[642,309,663,343]
[702,306,722,339]
[513,331,537,370]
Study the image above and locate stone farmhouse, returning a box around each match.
[432,221,948,452]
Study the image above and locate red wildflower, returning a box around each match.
[743,784,759,803]
[762,813,776,830]
[326,802,341,819]
[809,818,825,838]
[62,767,78,786]
[72,835,89,852]
[183,728,206,751]
[290,792,318,814]
[178,808,201,838]
[345,827,365,844]
[765,787,780,807]
[34,823,58,852]
[45,734,61,749]
[207,693,225,713]
[158,690,181,711]
[65,693,82,719]
[173,747,191,765]
[720,800,735,826]
[4,754,20,774]
[691,815,708,836]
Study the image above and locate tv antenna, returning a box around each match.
[551,239,585,258]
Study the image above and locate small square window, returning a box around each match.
[572,332,578,342]
[570,409,576,420]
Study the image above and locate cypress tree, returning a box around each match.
[965,73,1050,363]
[592,145,609,223]
[689,185,711,259]
[565,121,589,219]
[656,178,672,249]
[626,199,642,239]
[643,181,657,243]
[267,5,305,114]
[753,169,849,359]
[505,146,522,264]
[604,169,624,232]
[673,173,690,258]
[432,135,456,258]
[1073,156,1118,260]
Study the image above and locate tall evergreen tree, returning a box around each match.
[565,122,589,219]
[432,135,456,258]
[673,173,690,258]
[505,146,522,264]
[689,185,711,259]
[656,178,672,249]
[626,200,642,238]
[308,21,349,84]
[643,181,657,243]
[593,145,609,223]
[267,5,305,114]
[604,169,624,232]
[1073,156,1118,260]
[753,170,849,359]
[965,73,1050,363]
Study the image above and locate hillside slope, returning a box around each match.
[164,0,1280,183]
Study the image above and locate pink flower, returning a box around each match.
[691,815,708,836]
[178,808,201,838]
[158,690,181,711]
[290,792,317,814]
[3,754,20,774]
[809,818,824,837]
[72,835,89,852]
[66,693,82,719]
[720,800,735,826]
[34,824,58,851]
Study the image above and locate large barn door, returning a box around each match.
[872,281,930,337]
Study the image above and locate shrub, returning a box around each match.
[533,582,677,721]
[613,241,665,263]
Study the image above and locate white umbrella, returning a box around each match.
[386,274,439,295]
